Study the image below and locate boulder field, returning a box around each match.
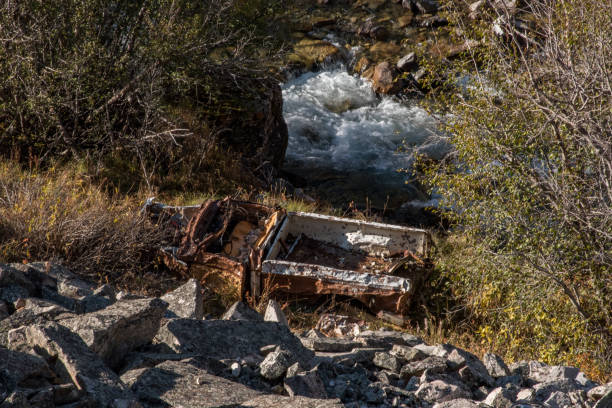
[1,262,610,407]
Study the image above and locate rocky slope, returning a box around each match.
[1,262,610,408]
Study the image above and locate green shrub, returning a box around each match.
[422,0,611,379]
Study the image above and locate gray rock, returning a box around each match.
[415,380,471,403]
[0,285,29,306]
[484,387,515,408]
[230,361,241,377]
[516,387,535,402]
[286,362,304,378]
[240,394,343,408]
[447,348,494,386]
[544,391,573,408]
[589,384,612,401]
[79,293,114,314]
[413,343,453,358]
[60,297,168,370]
[0,264,41,295]
[154,319,313,367]
[121,358,262,407]
[161,278,203,319]
[533,379,582,402]
[0,301,7,320]
[7,322,137,406]
[222,301,263,321]
[432,399,479,408]
[118,352,199,375]
[284,368,328,398]
[373,352,402,373]
[403,0,439,13]
[529,364,580,383]
[0,347,55,390]
[356,329,422,349]
[400,356,448,378]
[301,337,361,352]
[0,304,75,347]
[495,374,523,387]
[391,344,427,362]
[260,349,292,380]
[483,352,510,378]
[397,52,417,72]
[594,388,612,408]
[264,299,289,327]
[364,382,386,403]
[0,391,30,408]
[93,284,116,299]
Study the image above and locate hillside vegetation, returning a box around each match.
[420,0,611,379]
[0,0,609,381]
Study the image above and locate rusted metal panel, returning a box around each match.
[260,212,430,315]
[149,199,430,317]
[151,197,284,299]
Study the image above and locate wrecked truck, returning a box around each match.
[146,197,431,317]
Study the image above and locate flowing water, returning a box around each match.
[281,67,448,211]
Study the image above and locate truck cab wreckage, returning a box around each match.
[146,198,431,319]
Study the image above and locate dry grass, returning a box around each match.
[0,161,173,294]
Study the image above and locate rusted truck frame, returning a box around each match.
[147,198,430,316]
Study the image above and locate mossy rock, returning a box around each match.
[289,38,343,70]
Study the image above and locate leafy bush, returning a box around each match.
[423,0,611,379]
[0,0,284,186]
[0,161,172,293]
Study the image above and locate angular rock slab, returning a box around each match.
[121,359,262,407]
[60,297,168,370]
[0,303,75,347]
[264,299,289,327]
[222,301,263,321]
[7,323,136,407]
[161,278,203,319]
[154,318,314,367]
[0,347,55,389]
[241,394,343,408]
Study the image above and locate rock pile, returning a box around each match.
[1,262,610,408]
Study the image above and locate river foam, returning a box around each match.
[281,68,447,174]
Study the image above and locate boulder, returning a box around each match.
[264,299,289,327]
[483,387,515,408]
[372,62,401,94]
[161,278,203,319]
[588,384,612,401]
[373,352,402,373]
[415,380,471,403]
[0,303,75,347]
[59,297,168,370]
[259,349,292,380]
[594,388,612,408]
[7,323,137,406]
[528,363,579,383]
[154,318,314,367]
[391,344,427,362]
[403,0,438,14]
[301,337,362,352]
[222,301,263,321]
[0,347,55,390]
[284,368,328,399]
[397,52,417,72]
[357,18,389,40]
[432,399,479,408]
[240,394,343,408]
[0,285,29,307]
[400,356,448,378]
[447,348,494,386]
[483,353,510,378]
[532,379,582,402]
[121,358,262,407]
[0,301,7,320]
[211,75,289,171]
[357,330,422,349]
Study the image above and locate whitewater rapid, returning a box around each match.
[281,68,447,174]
